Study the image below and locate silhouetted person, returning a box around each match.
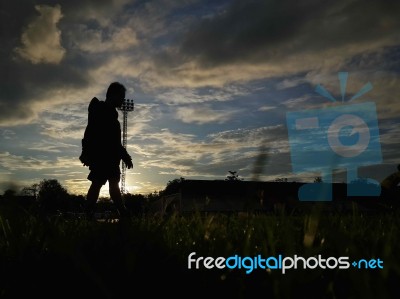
[380,164,400,200]
[79,82,133,219]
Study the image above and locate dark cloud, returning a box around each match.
[0,0,118,125]
[179,0,400,66]
[0,1,36,46]
[0,56,91,124]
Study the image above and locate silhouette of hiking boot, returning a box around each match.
[298,182,332,201]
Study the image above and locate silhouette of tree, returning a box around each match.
[314,176,323,183]
[146,191,161,203]
[2,189,17,204]
[37,179,68,214]
[21,183,39,199]
[226,171,243,181]
[3,189,17,198]
[161,177,185,196]
[274,177,288,182]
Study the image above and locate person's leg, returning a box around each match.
[109,178,130,218]
[85,181,102,218]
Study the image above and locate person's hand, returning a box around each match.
[123,157,133,169]
[121,151,133,169]
[125,159,133,169]
[79,151,91,167]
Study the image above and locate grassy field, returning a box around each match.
[0,202,399,299]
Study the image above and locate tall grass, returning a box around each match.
[0,203,399,298]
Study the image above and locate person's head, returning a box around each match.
[106,82,126,108]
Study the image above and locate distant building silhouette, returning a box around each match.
[148,179,391,215]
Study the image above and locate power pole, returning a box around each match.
[118,98,134,194]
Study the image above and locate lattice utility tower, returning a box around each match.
[118,98,134,194]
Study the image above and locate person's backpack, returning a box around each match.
[79,97,100,167]
[79,138,91,167]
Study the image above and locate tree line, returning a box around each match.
[0,171,313,217]
[0,179,161,217]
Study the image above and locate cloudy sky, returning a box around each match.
[1,0,399,196]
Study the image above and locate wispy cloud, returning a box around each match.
[175,105,238,124]
[0,152,80,171]
[73,26,139,53]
